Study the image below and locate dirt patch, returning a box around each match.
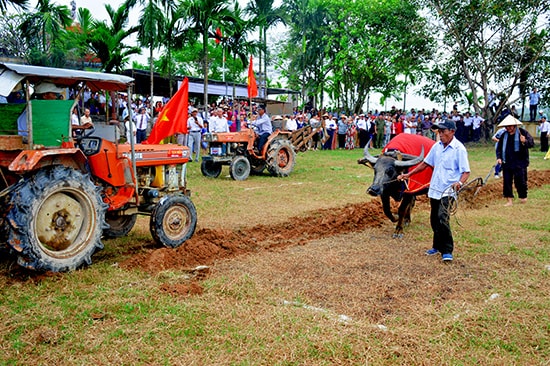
[120,169,550,274]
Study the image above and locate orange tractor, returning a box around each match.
[200,122,322,181]
[0,63,197,272]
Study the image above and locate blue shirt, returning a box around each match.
[424,137,470,199]
[252,112,273,135]
[530,91,541,105]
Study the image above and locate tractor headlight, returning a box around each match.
[203,133,218,142]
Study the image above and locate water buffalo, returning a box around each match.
[358,134,435,238]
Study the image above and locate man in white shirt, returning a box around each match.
[539,116,549,152]
[285,115,297,131]
[472,112,484,142]
[187,108,204,162]
[209,108,229,133]
[463,112,473,142]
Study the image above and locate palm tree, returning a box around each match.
[180,0,235,108]
[19,0,71,65]
[223,1,260,99]
[88,0,140,73]
[245,0,287,98]
[0,0,27,14]
[137,0,178,109]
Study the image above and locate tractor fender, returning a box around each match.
[259,130,293,155]
[8,148,89,174]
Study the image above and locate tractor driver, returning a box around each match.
[251,104,272,152]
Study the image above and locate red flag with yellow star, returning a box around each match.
[145,77,188,144]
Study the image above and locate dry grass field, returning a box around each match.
[0,144,549,365]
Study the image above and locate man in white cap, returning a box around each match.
[398,119,470,262]
[17,82,64,137]
[187,108,203,162]
[495,114,534,206]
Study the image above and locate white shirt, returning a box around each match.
[286,117,297,131]
[540,120,550,133]
[472,115,484,129]
[135,113,149,130]
[125,120,136,144]
[209,116,229,132]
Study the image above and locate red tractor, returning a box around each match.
[201,127,297,181]
[0,63,197,272]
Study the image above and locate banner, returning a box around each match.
[145,77,188,144]
[247,55,258,99]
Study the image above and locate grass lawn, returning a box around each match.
[0,142,549,365]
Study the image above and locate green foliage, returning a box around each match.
[421,0,550,119]
[283,0,435,113]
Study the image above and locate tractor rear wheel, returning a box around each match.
[6,166,106,272]
[266,139,296,177]
[150,195,197,248]
[104,212,137,238]
[201,160,222,178]
[230,156,251,181]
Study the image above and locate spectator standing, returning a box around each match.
[134,107,150,143]
[462,112,473,143]
[375,113,385,148]
[356,114,369,148]
[286,115,298,131]
[345,117,356,150]
[529,87,541,122]
[187,108,203,162]
[539,116,549,152]
[472,112,484,142]
[398,119,470,262]
[495,115,535,206]
[125,117,136,145]
[337,116,348,149]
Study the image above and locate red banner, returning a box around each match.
[145,77,189,144]
[248,55,258,98]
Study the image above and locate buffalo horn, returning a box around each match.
[361,145,378,165]
[394,145,424,168]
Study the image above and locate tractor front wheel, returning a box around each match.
[230,156,251,181]
[150,195,197,248]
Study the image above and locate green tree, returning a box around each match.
[19,0,72,66]
[422,0,550,128]
[180,0,235,107]
[296,0,433,113]
[88,0,140,73]
[0,13,28,59]
[0,0,27,14]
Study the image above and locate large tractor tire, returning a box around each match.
[104,212,137,238]
[201,160,222,178]
[229,156,251,181]
[150,195,197,248]
[6,166,107,272]
[266,139,296,177]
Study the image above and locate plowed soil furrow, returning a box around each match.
[121,170,550,274]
